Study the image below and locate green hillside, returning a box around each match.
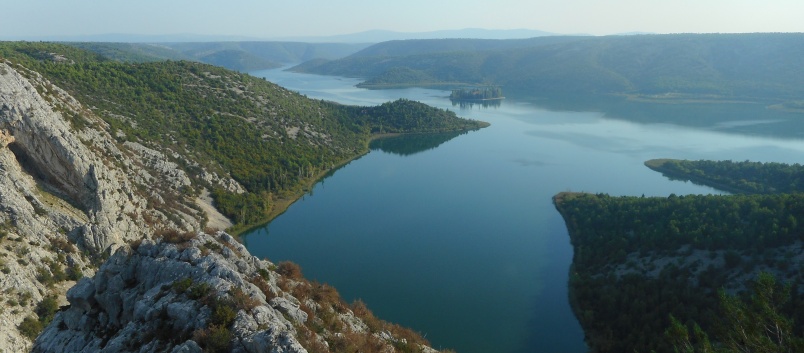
[0,42,486,230]
[347,36,585,58]
[294,33,804,103]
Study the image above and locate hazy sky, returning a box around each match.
[2,0,802,39]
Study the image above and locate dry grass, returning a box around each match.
[250,274,276,301]
[229,286,260,311]
[156,229,197,244]
[277,261,303,279]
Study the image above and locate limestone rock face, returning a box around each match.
[32,232,307,353]
[0,61,149,252]
[0,60,196,351]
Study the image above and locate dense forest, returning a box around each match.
[646,159,804,194]
[553,159,804,353]
[293,33,804,104]
[0,42,486,230]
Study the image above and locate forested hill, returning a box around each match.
[553,159,804,353]
[0,42,486,230]
[293,33,804,103]
[646,159,804,194]
[345,36,586,58]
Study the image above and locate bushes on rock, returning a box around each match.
[157,229,197,244]
[18,315,43,341]
[230,287,259,311]
[277,261,302,279]
[194,324,232,353]
[35,295,59,325]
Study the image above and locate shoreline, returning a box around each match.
[643,158,747,194]
[228,130,474,238]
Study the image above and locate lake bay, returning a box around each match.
[244,68,804,353]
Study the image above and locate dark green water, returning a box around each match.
[244,68,804,353]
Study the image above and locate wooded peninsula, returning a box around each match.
[554,159,804,352]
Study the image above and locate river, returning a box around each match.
[243,67,804,353]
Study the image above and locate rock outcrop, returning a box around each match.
[0,59,201,351]
[33,232,307,353]
[0,60,151,252]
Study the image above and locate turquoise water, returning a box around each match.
[244,68,804,353]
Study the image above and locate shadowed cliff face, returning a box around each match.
[0,60,201,351]
[0,61,150,252]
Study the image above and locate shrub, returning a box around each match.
[157,229,196,244]
[18,315,43,340]
[351,299,382,332]
[277,261,303,279]
[258,268,271,280]
[202,241,222,253]
[312,282,343,310]
[172,277,194,294]
[193,324,232,353]
[229,286,259,311]
[250,275,276,300]
[50,262,66,282]
[36,266,54,286]
[294,324,330,353]
[210,300,237,327]
[188,282,213,300]
[66,265,83,281]
[49,237,76,253]
[292,283,314,303]
[35,295,60,325]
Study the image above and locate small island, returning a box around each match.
[449,86,504,101]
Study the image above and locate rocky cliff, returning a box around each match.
[0,59,152,351]
[0,55,443,352]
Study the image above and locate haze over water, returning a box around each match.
[244,68,804,353]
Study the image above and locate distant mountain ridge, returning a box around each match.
[274,28,559,43]
[67,41,372,71]
[3,28,558,44]
[346,36,586,58]
[33,28,563,72]
[293,33,804,104]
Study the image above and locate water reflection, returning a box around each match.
[451,98,503,109]
[247,67,804,353]
[370,131,470,156]
[509,93,804,139]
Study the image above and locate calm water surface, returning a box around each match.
[245,68,804,353]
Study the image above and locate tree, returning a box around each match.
[717,273,801,353]
[668,273,804,353]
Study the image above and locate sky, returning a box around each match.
[1,0,802,40]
